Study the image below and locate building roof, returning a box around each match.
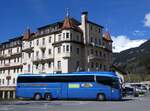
[9,36,23,42]
[62,16,82,33]
[37,22,63,31]
[1,41,10,45]
[62,16,74,29]
[37,18,80,31]
[87,21,104,28]
[23,28,31,41]
[103,32,113,42]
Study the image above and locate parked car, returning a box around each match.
[122,86,139,97]
[135,86,147,95]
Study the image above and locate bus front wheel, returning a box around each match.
[97,93,105,101]
[44,93,52,101]
[34,93,42,100]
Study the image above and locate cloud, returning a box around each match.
[132,30,146,36]
[112,35,147,53]
[144,12,150,28]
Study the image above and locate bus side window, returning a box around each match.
[17,75,95,83]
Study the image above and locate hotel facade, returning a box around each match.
[0,12,113,99]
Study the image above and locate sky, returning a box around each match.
[0,0,150,52]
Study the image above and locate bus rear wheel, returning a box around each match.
[44,93,52,101]
[34,93,42,100]
[97,93,105,101]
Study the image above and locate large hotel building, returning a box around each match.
[0,12,113,99]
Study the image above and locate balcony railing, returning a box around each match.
[0,62,22,67]
[22,45,33,52]
[1,54,11,57]
[32,55,54,63]
[0,63,23,69]
[11,52,21,55]
[88,54,104,61]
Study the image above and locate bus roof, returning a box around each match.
[17,71,117,77]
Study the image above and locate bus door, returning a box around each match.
[111,78,121,100]
[60,82,68,99]
[111,87,120,100]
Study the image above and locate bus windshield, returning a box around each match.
[96,76,119,89]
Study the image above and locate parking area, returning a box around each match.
[0,96,150,111]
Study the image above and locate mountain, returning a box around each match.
[113,40,150,75]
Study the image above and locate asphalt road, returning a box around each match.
[0,96,150,111]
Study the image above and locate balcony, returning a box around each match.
[0,63,10,67]
[32,56,53,63]
[4,63,10,67]
[1,54,11,58]
[88,54,104,61]
[0,64,23,69]
[0,53,21,59]
[5,53,11,57]
[10,52,22,56]
[22,45,33,52]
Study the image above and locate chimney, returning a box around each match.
[81,11,88,25]
[81,11,88,44]
[81,11,88,71]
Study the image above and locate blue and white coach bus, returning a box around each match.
[16,72,122,101]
